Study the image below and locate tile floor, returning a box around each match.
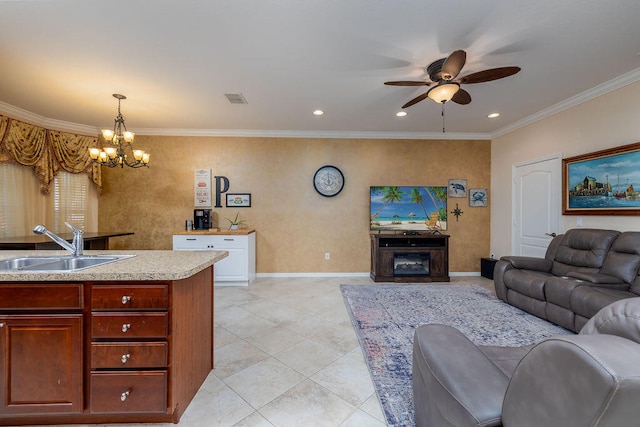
[42,275,493,427]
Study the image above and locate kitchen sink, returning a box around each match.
[0,254,135,272]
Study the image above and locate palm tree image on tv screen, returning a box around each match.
[370,186,447,232]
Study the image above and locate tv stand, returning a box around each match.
[370,234,450,282]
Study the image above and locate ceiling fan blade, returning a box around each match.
[451,88,471,105]
[384,81,430,86]
[402,92,430,108]
[458,66,521,84]
[441,50,466,80]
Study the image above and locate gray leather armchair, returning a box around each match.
[412,297,640,426]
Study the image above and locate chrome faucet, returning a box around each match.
[33,223,84,256]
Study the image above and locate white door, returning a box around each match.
[513,154,562,257]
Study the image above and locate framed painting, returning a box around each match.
[226,193,251,208]
[563,142,640,215]
[448,179,467,198]
[469,188,488,207]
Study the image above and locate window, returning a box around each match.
[0,163,97,238]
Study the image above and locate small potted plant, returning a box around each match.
[226,212,246,230]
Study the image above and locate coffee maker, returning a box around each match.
[193,209,212,230]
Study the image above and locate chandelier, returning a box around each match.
[89,94,150,168]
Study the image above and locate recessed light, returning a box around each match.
[313,110,324,116]
[396,111,407,117]
[488,112,500,118]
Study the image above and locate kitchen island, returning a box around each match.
[0,249,227,425]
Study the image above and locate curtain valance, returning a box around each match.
[0,115,101,194]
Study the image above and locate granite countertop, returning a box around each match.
[0,250,228,282]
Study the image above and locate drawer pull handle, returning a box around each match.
[0,322,4,328]
[186,238,197,241]
[121,389,130,402]
[121,295,131,304]
[121,323,131,333]
[224,238,234,241]
[121,353,131,364]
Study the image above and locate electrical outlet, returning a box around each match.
[325,252,330,260]
[576,217,583,226]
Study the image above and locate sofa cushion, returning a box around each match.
[545,276,584,309]
[571,286,637,321]
[580,297,640,343]
[600,232,640,283]
[502,269,551,301]
[551,229,620,276]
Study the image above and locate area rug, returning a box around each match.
[340,284,571,426]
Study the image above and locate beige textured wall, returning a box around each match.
[99,136,491,273]
[491,81,640,258]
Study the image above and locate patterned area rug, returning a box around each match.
[340,284,571,426]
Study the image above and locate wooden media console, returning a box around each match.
[370,233,450,282]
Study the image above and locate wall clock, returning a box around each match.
[313,165,345,197]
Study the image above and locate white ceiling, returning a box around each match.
[1,0,640,138]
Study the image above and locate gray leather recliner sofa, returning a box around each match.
[412,297,640,427]
[493,228,640,332]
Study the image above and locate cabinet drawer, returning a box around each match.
[172,235,211,250]
[90,371,167,414]
[91,342,168,369]
[92,285,168,310]
[0,283,83,310]
[207,236,247,249]
[91,313,168,339]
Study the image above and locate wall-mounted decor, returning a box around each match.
[448,179,467,198]
[450,203,463,221]
[563,142,640,215]
[469,188,488,207]
[226,193,251,208]
[313,165,345,197]
[370,186,447,231]
[194,169,211,207]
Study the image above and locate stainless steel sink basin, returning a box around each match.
[0,255,135,272]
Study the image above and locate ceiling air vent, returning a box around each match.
[224,93,248,104]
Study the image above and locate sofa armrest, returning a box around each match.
[413,324,508,427]
[503,335,640,427]
[567,271,625,285]
[500,256,552,272]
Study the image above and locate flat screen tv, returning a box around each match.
[370,186,447,232]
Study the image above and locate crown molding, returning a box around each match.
[491,66,640,139]
[0,101,99,135]
[133,128,491,140]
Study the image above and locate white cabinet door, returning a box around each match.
[173,233,256,286]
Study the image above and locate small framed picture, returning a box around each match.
[448,179,467,198]
[469,188,488,207]
[226,193,251,208]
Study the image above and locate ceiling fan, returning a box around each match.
[384,50,521,108]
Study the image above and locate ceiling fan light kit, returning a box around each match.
[427,82,460,103]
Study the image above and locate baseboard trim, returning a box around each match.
[255,272,482,278]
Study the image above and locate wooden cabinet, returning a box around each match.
[0,283,84,416]
[173,231,256,286]
[0,266,214,425]
[370,234,450,282]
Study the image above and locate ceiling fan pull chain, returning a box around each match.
[441,102,446,133]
